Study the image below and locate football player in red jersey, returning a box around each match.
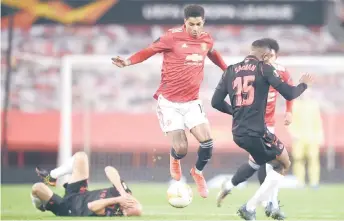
[216,38,293,220]
[112,5,227,198]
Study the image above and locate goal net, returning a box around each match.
[59,55,344,183]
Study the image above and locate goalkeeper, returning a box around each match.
[32,151,142,217]
[289,89,323,187]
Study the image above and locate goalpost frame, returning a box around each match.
[58,55,344,175]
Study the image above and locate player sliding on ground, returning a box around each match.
[211,39,313,220]
[216,38,293,220]
[33,151,142,217]
[112,5,227,198]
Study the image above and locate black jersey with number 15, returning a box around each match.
[215,55,307,137]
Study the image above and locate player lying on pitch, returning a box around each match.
[216,38,293,219]
[32,151,142,217]
[112,4,227,198]
[211,39,313,220]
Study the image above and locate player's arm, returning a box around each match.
[88,196,141,216]
[87,197,125,215]
[281,70,294,113]
[281,70,294,125]
[207,48,227,71]
[211,68,233,115]
[104,166,127,196]
[112,34,173,67]
[262,64,311,101]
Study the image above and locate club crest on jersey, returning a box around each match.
[201,43,208,51]
[181,43,188,48]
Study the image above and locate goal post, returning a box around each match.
[58,55,344,181]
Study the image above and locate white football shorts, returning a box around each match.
[156,95,208,133]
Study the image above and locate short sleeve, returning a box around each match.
[261,63,283,88]
[149,34,173,53]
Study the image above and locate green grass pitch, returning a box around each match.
[1,183,344,220]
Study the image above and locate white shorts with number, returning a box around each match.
[156,95,208,133]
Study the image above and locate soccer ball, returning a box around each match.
[167,182,193,208]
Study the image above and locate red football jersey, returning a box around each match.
[149,26,214,102]
[265,63,293,126]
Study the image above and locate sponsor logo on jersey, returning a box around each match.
[185,54,204,62]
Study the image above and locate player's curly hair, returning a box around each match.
[184,4,205,19]
[261,38,280,53]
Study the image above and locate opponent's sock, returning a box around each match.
[271,184,280,209]
[50,155,75,179]
[231,162,258,188]
[260,163,273,207]
[246,170,284,212]
[266,163,274,173]
[170,148,186,160]
[195,139,213,171]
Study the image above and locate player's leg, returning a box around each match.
[217,155,259,207]
[36,151,89,187]
[187,123,211,198]
[259,163,275,214]
[259,126,278,208]
[190,123,212,172]
[31,182,54,209]
[307,142,320,188]
[31,182,67,216]
[238,134,289,220]
[247,147,289,219]
[54,151,91,202]
[218,130,279,209]
[67,151,89,184]
[267,149,290,220]
[185,99,212,198]
[156,95,187,181]
[292,140,306,187]
[258,163,282,215]
[257,164,267,184]
[167,130,188,180]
